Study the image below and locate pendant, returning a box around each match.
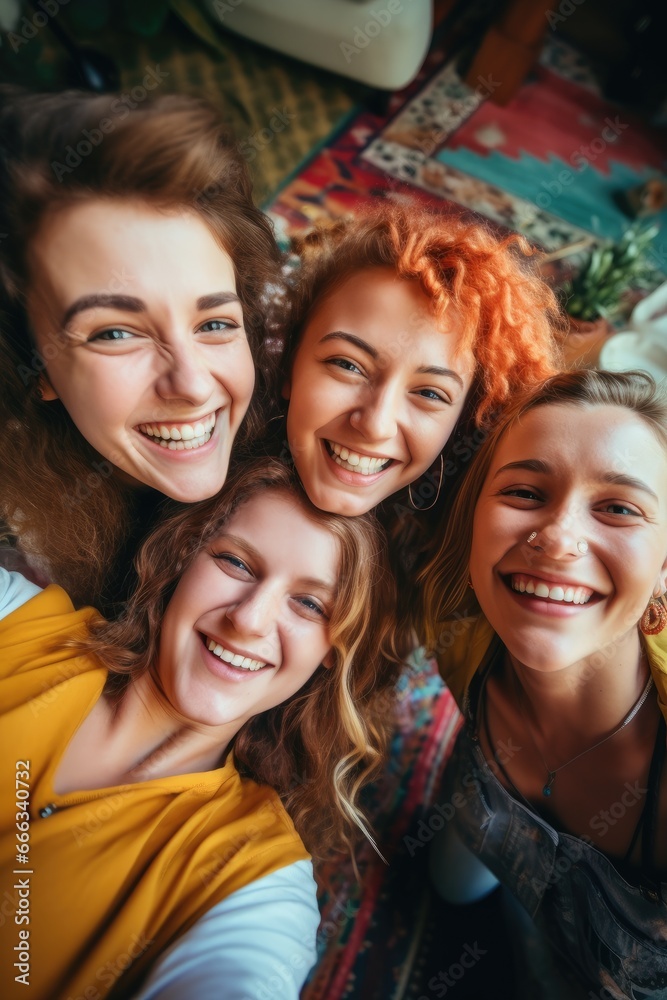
[542,772,556,797]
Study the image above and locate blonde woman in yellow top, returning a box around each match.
[0,458,398,1000]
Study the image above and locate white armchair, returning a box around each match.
[205,0,432,90]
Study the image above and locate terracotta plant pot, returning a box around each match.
[560,314,614,369]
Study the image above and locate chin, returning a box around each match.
[165,477,226,504]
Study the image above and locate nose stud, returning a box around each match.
[527,530,588,555]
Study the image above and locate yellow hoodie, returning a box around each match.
[0,585,309,1000]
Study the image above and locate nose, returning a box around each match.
[349,384,399,442]
[224,584,279,641]
[154,342,215,406]
[527,504,586,561]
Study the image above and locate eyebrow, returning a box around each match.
[62,294,144,329]
[493,460,659,501]
[219,535,337,595]
[319,332,464,386]
[320,331,379,359]
[61,290,241,330]
[416,365,464,387]
[195,292,241,311]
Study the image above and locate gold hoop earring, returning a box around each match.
[640,597,667,636]
[408,455,444,511]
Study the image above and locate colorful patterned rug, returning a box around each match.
[302,652,462,1000]
[266,36,667,274]
[275,32,667,999]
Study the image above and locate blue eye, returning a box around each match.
[89,328,134,342]
[295,596,327,618]
[212,553,251,574]
[599,503,639,516]
[199,319,239,333]
[416,388,449,402]
[327,358,363,375]
[498,487,542,501]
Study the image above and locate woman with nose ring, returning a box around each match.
[420,370,667,998]
[0,87,280,610]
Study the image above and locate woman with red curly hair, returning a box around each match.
[279,203,562,517]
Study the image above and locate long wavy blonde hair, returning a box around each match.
[70,457,401,859]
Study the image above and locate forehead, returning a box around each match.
[490,402,667,491]
[303,266,470,362]
[217,490,340,577]
[28,198,234,288]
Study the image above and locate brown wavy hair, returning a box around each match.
[419,370,667,647]
[0,87,282,606]
[279,202,563,428]
[70,457,401,859]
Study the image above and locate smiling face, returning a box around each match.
[284,267,474,515]
[470,404,667,673]
[26,198,255,502]
[157,490,338,730]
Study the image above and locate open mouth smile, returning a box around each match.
[202,633,270,672]
[325,440,392,476]
[137,412,217,451]
[507,574,598,606]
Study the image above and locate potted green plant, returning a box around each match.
[552,222,660,367]
[563,222,660,326]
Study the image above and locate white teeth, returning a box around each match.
[156,432,211,450]
[327,442,391,476]
[138,413,216,449]
[206,638,266,672]
[511,577,593,605]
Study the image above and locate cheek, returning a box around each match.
[414,417,457,464]
[233,343,256,402]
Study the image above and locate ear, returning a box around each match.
[38,373,59,402]
[281,378,291,401]
[652,553,667,599]
[322,650,335,670]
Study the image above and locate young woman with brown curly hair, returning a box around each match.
[0,87,281,609]
[0,457,399,1000]
[278,203,563,518]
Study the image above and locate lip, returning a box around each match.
[137,410,218,431]
[202,631,273,667]
[508,571,600,593]
[501,573,603,617]
[321,439,396,487]
[198,632,275,683]
[134,409,225,461]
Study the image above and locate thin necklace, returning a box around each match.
[514,666,654,797]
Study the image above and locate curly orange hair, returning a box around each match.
[281,203,563,425]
